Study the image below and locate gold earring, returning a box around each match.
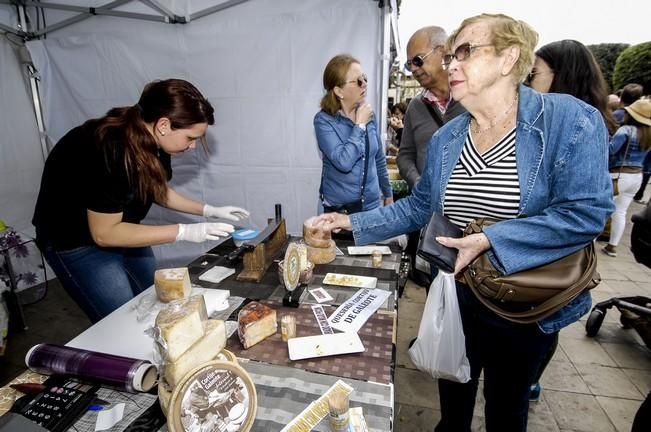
[161,131,166,136]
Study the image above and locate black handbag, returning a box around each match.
[320,132,370,215]
[416,213,462,274]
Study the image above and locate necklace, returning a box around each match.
[472,93,519,134]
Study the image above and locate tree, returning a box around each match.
[588,43,629,91]
[612,42,651,94]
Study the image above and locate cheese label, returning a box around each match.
[170,361,256,432]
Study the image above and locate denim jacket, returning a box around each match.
[609,125,651,171]
[314,110,392,210]
[350,85,615,332]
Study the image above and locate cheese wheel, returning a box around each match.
[303,216,332,248]
[154,267,191,303]
[155,297,206,362]
[307,240,336,264]
[238,302,277,349]
[165,319,227,387]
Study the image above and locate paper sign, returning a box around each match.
[309,287,334,303]
[95,403,125,431]
[311,305,334,334]
[327,288,391,333]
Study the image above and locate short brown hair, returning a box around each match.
[447,13,538,83]
[320,54,359,116]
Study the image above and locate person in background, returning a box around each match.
[315,14,613,431]
[314,54,393,214]
[387,102,408,155]
[32,79,249,323]
[397,26,466,287]
[524,38,617,400]
[634,152,650,204]
[603,99,651,257]
[397,26,466,188]
[608,94,620,112]
[613,83,644,125]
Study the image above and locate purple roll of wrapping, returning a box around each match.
[25,344,158,393]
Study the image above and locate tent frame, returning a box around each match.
[1,0,400,159]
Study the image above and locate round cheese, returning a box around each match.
[307,240,336,264]
[303,216,332,248]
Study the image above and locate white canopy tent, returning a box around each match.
[0,0,400,267]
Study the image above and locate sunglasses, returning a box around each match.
[404,46,441,71]
[442,43,492,70]
[343,74,368,87]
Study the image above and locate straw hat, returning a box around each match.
[624,99,651,126]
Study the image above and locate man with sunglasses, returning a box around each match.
[397,26,466,288]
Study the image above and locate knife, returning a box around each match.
[225,217,283,262]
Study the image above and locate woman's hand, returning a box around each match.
[389,116,403,130]
[312,212,352,233]
[176,222,235,242]
[203,204,250,221]
[436,233,490,275]
[355,103,373,125]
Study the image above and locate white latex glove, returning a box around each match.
[203,204,250,221]
[176,222,234,243]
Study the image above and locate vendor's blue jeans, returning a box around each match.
[435,282,557,432]
[41,243,155,323]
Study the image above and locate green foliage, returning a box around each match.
[588,43,629,91]
[612,42,651,94]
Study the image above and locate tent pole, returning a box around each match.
[15,3,49,160]
[378,0,391,151]
[189,0,251,22]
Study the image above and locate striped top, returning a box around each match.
[444,128,521,228]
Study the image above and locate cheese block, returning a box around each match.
[303,216,332,248]
[307,240,336,264]
[155,297,206,362]
[238,302,277,349]
[165,319,227,387]
[296,242,309,271]
[154,267,191,302]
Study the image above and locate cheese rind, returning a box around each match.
[155,296,207,361]
[238,302,277,349]
[164,319,226,387]
[303,217,332,248]
[307,240,336,264]
[154,267,191,303]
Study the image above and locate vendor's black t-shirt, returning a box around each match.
[32,122,172,250]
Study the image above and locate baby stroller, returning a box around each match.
[585,202,651,348]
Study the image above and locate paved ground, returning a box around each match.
[394,199,651,432]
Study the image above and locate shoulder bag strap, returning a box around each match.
[359,132,370,203]
[422,99,444,128]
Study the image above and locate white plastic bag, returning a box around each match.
[408,272,471,383]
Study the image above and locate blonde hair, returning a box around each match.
[320,54,359,115]
[447,13,538,83]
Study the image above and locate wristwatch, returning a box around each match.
[356,123,366,131]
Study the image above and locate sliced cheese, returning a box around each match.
[164,319,226,387]
[154,267,191,303]
[155,296,207,362]
[238,302,277,349]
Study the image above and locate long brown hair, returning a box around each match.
[320,54,359,115]
[93,79,214,204]
[624,114,651,152]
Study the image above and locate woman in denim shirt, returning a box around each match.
[603,99,651,257]
[314,54,393,213]
[316,14,613,432]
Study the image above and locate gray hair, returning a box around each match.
[410,26,447,48]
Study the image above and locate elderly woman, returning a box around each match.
[315,14,613,431]
[314,54,393,214]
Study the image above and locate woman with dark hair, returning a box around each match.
[524,39,618,401]
[527,39,618,134]
[314,54,393,215]
[33,79,249,322]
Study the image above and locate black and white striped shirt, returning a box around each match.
[444,129,521,228]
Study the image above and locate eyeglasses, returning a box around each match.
[442,43,493,70]
[404,46,441,71]
[343,74,368,87]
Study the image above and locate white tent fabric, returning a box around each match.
[2,0,387,267]
[0,36,45,234]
